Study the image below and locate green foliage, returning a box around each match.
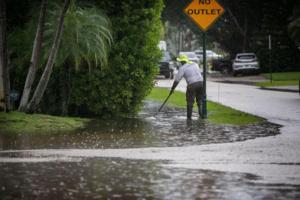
[8,0,165,117]
[8,1,112,95]
[43,1,113,70]
[252,1,300,72]
[40,0,163,117]
[62,0,163,117]
[147,87,262,125]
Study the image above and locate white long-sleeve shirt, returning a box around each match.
[175,62,203,85]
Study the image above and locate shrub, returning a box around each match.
[9,0,163,117]
[61,0,163,117]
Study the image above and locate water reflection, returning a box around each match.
[0,158,299,200]
[0,101,280,150]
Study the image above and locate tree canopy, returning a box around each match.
[163,0,300,72]
[7,0,163,116]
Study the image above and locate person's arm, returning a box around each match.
[170,65,184,93]
[170,81,179,93]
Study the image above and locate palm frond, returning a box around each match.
[44,2,113,70]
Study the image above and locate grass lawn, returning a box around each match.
[0,112,89,134]
[257,72,300,87]
[147,87,263,126]
[1,87,264,133]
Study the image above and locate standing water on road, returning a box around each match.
[1,101,299,200]
[1,158,300,200]
[0,101,280,150]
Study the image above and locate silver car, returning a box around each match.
[232,53,260,76]
[179,51,200,64]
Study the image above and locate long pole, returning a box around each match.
[202,32,207,118]
[269,34,272,83]
[158,92,172,112]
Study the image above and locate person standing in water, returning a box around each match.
[170,54,204,119]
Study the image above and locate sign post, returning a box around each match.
[184,0,224,118]
[202,32,207,117]
[268,34,273,83]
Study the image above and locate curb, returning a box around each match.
[260,87,299,93]
[210,80,299,93]
[212,80,257,86]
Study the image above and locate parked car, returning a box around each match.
[158,40,167,51]
[211,58,232,74]
[232,53,260,76]
[159,51,175,79]
[179,51,200,64]
[195,49,223,61]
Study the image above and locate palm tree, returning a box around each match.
[18,0,48,112]
[26,0,71,113]
[26,1,113,113]
[0,0,10,112]
[44,1,113,71]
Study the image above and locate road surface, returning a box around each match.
[153,77,300,184]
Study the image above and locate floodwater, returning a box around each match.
[1,158,300,200]
[0,101,280,150]
[1,101,299,200]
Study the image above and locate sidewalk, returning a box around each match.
[208,73,299,93]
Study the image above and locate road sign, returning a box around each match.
[184,0,224,32]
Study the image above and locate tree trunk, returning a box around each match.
[60,63,70,116]
[242,14,248,52]
[0,0,9,112]
[18,0,48,112]
[26,0,70,113]
[0,0,5,111]
[227,6,249,53]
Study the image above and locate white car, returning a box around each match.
[178,51,200,64]
[232,53,260,76]
[158,40,167,51]
[194,50,223,61]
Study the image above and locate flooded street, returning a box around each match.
[1,158,300,200]
[0,101,299,199]
[0,101,279,150]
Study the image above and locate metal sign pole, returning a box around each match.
[202,32,207,118]
[268,34,272,83]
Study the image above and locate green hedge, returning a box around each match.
[66,0,163,117]
[9,0,163,117]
